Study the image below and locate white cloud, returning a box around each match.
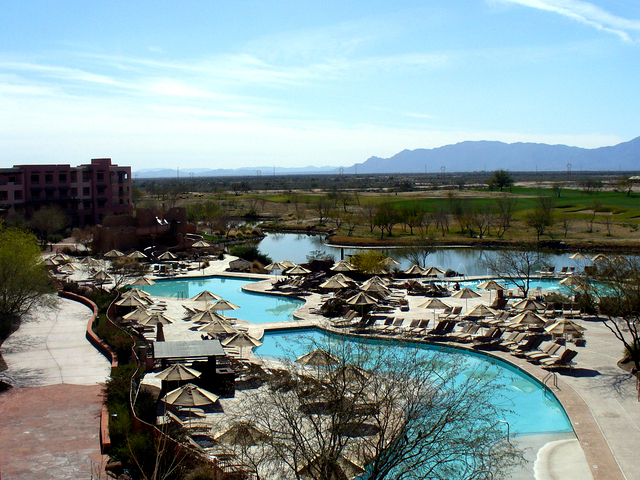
[492,0,640,42]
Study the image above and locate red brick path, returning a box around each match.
[0,384,106,480]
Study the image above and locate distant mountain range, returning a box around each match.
[134,136,640,178]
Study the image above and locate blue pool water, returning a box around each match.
[256,328,573,437]
[143,276,304,324]
[461,278,563,291]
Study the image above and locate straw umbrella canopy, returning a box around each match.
[280,259,297,269]
[123,307,151,323]
[285,265,312,276]
[362,275,388,287]
[130,276,156,286]
[197,317,238,336]
[163,383,219,425]
[296,348,340,367]
[140,312,175,326]
[360,282,390,296]
[331,260,356,272]
[418,298,452,321]
[115,295,148,307]
[91,270,113,283]
[51,252,71,262]
[559,276,582,286]
[451,287,481,310]
[191,290,222,303]
[591,254,609,262]
[57,264,77,275]
[264,261,287,272]
[381,256,401,270]
[222,331,263,357]
[43,257,59,267]
[156,363,202,382]
[512,298,544,311]
[346,292,378,307]
[569,252,589,260]
[330,273,354,284]
[423,266,446,277]
[191,240,211,248]
[210,299,240,313]
[297,454,365,480]
[465,303,497,319]
[192,309,233,325]
[123,287,151,298]
[545,318,585,339]
[404,264,426,276]
[127,250,147,259]
[508,311,546,328]
[158,251,178,261]
[477,280,506,291]
[104,249,124,258]
[81,257,102,267]
[215,422,270,445]
[319,278,349,291]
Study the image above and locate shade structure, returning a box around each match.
[221,331,263,357]
[569,252,589,260]
[362,275,388,287]
[158,251,178,261]
[191,240,211,248]
[127,250,147,259]
[57,264,76,275]
[222,331,263,348]
[423,266,446,277]
[404,264,426,276]
[285,265,312,275]
[115,295,148,307]
[345,292,378,306]
[122,287,151,299]
[591,254,609,262]
[104,249,124,258]
[330,260,356,272]
[559,276,582,286]
[508,311,546,328]
[418,298,452,309]
[91,270,113,283]
[191,309,231,325]
[51,252,70,262]
[191,290,222,302]
[545,318,585,337]
[264,261,288,272]
[163,383,219,407]
[331,364,371,385]
[130,276,156,286]
[381,256,400,268]
[360,282,390,296]
[465,303,497,318]
[156,363,202,381]
[296,348,340,367]
[81,257,102,267]
[196,317,238,335]
[141,312,175,326]
[330,273,354,284]
[319,278,349,290]
[42,257,59,266]
[477,280,506,291]
[156,322,166,342]
[123,307,151,323]
[210,299,240,312]
[512,298,544,311]
[451,287,481,310]
[215,422,270,445]
[280,259,297,269]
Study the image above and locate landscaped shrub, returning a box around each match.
[229,244,272,266]
[134,388,158,425]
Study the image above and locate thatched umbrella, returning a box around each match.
[330,273,354,284]
[104,249,124,258]
[196,317,238,335]
[156,363,202,382]
[285,265,312,276]
[162,383,219,426]
[465,303,497,319]
[404,265,426,276]
[330,260,356,272]
[319,278,349,291]
[43,257,59,267]
[221,331,263,357]
[591,254,609,262]
[360,282,390,297]
[451,287,481,310]
[569,253,589,260]
[280,259,297,269]
[115,295,148,308]
[296,348,340,367]
[346,292,378,306]
[191,240,211,248]
[122,287,151,299]
[130,276,156,286]
[127,250,147,259]
[141,312,175,326]
[215,422,270,445]
[158,251,178,261]
[191,290,222,303]
[418,297,452,321]
[512,298,544,311]
[423,266,446,277]
[297,454,365,480]
[210,299,240,313]
[91,270,113,284]
[508,311,546,329]
[123,307,151,323]
[477,279,505,291]
[191,309,230,324]
[545,318,585,340]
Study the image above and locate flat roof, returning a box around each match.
[153,340,225,359]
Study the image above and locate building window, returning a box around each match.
[70,171,77,183]
[83,200,91,209]
[83,171,91,182]
[97,171,105,181]
[45,174,54,183]
[59,173,67,183]
[83,187,90,196]
[0,191,7,201]
[31,189,40,199]
[97,186,106,195]
[71,188,78,196]
[14,190,22,200]
[31,174,39,184]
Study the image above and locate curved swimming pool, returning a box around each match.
[257,328,573,437]
[142,276,304,324]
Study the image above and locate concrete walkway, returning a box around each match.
[0,295,111,480]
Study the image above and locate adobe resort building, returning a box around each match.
[0,158,132,227]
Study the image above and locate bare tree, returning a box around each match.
[482,249,548,297]
[524,197,554,241]
[238,336,522,480]
[401,234,435,268]
[582,256,640,372]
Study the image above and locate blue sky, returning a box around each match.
[1,0,639,171]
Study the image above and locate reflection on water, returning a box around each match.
[257,233,580,276]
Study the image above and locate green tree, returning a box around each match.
[29,205,68,249]
[487,169,514,192]
[524,196,554,241]
[0,228,56,338]
[349,250,389,274]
